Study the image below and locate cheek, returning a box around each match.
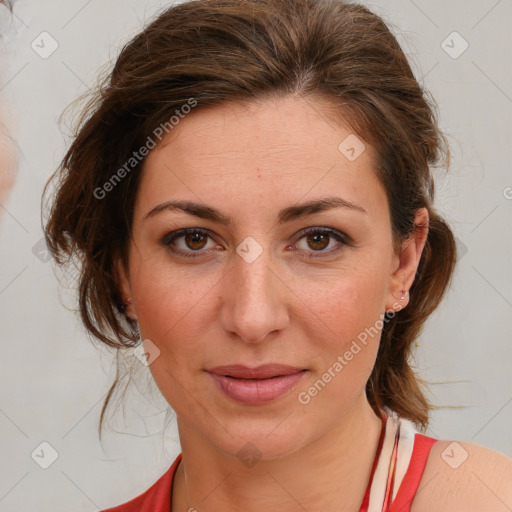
[295,258,390,339]
[130,261,222,357]
[130,266,216,408]
[292,260,388,389]
[294,280,384,417]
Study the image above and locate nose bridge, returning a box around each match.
[236,246,273,301]
[220,238,288,343]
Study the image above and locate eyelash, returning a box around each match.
[160,227,351,259]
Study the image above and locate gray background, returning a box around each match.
[0,0,510,510]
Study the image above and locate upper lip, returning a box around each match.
[206,364,306,379]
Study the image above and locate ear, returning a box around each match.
[114,254,138,322]
[385,208,429,312]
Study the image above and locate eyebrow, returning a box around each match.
[143,196,367,226]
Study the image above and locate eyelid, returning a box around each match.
[292,227,351,257]
[161,227,215,247]
[294,226,351,244]
[161,227,221,258]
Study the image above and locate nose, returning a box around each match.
[218,244,290,344]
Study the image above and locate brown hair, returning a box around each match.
[42,0,457,432]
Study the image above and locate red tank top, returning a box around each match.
[101,416,436,512]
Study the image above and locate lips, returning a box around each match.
[206,364,308,404]
[206,363,307,380]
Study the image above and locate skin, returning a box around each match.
[0,118,17,215]
[116,94,432,511]
[412,440,512,511]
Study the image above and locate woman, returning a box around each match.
[42,0,512,510]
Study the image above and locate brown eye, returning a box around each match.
[184,231,208,250]
[295,227,350,258]
[306,232,330,251]
[161,228,219,259]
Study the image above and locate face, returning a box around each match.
[117,95,421,459]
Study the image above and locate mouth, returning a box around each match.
[205,364,308,404]
[221,374,300,380]
[206,363,308,380]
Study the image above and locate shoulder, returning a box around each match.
[101,453,182,512]
[410,439,512,512]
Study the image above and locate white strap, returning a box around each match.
[366,410,420,511]
[366,413,399,512]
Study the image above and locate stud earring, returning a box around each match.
[400,289,406,301]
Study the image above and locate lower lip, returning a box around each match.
[207,370,307,405]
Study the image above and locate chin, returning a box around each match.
[210,418,312,463]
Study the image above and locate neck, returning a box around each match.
[172,393,383,512]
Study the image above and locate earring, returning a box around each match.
[119,298,132,314]
[400,289,406,301]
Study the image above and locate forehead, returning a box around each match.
[135,95,387,222]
